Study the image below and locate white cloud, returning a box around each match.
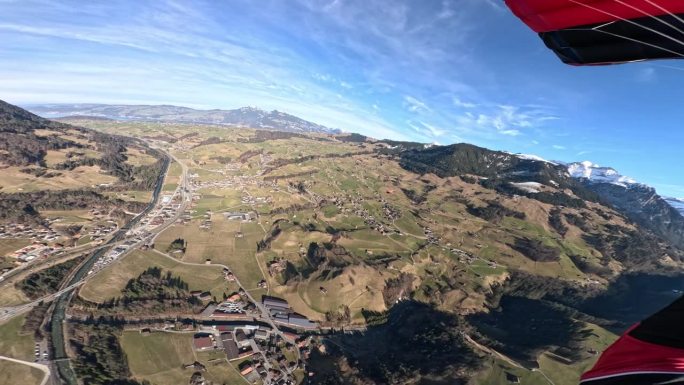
[452,104,558,138]
[552,145,566,150]
[499,129,521,136]
[453,97,477,108]
[403,95,431,113]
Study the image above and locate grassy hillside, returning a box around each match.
[62,119,684,385]
[0,101,165,224]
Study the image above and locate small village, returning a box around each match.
[0,211,120,278]
[183,295,317,385]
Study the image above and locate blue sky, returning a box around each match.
[0,0,682,197]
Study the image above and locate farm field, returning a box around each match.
[0,360,44,385]
[0,280,30,307]
[154,216,266,290]
[79,249,237,303]
[120,331,248,385]
[0,315,35,361]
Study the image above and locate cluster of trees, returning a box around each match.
[548,207,569,237]
[167,238,187,254]
[69,322,151,385]
[510,237,561,262]
[192,136,223,148]
[92,267,203,315]
[564,211,591,232]
[238,130,323,143]
[336,133,367,143]
[568,254,612,277]
[400,184,436,205]
[584,227,684,268]
[324,305,351,326]
[257,225,281,252]
[382,272,414,306]
[209,155,232,164]
[466,201,526,224]
[17,257,83,299]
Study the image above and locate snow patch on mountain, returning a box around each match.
[567,161,637,187]
[510,181,542,194]
[513,153,558,165]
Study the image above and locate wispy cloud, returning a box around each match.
[403,95,431,113]
[637,67,656,83]
[453,97,477,109]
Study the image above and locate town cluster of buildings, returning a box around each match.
[0,223,60,243]
[4,244,56,264]
[191,321,305,385]
[0,212,121,276]
[141,195,182,228]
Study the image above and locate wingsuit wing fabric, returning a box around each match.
[580,294,684,384]
[505,0,684,65]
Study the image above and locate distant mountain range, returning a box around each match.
[520,156,684,249]
[26,104,341,134]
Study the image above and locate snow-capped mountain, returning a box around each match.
[514,153,558,165]
[26,104,341,134]
[562,160,684,248]
[566,161,637,187]
[665,197,684,216]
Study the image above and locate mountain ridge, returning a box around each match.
[398,142,684,251]
[665,197,684,216]
[26,103,341,134]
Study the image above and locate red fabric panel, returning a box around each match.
[505,0,684,32]
[581,323,684,382]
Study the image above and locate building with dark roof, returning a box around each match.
[221,333,239,360]
[262,296,289,310]
[235,329,251,348]
[287,314,317,329]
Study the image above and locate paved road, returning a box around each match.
[0,355,51,385]
[0,282,84,323]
